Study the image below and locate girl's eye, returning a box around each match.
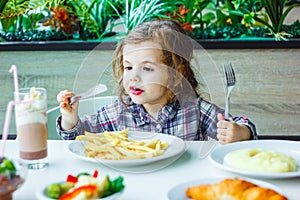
[142,66,154,72]
[124,66,132,71]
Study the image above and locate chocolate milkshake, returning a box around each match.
[15,87,48,169]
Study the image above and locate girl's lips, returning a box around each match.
[130,86,144,95]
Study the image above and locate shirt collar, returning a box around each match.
[128,101,180,126]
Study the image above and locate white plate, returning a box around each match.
[209,140,300,179]
[167,177,285,200]
[36,186,123,200]
[68,131,185,167]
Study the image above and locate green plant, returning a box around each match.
[67,0,117,40]
[215,0,298,40]
[1,0,299,41]
[162,0,189,32]
[212,0,263,26]
[109,0,170,34]
[0,0,62,32]
[254,0,298,40]
[193,0,216,30]
[162,0,215,32]
[44,6,82,38]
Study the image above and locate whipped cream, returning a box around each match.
[15,87,47,125]
[17,88,46,110]
[16,112,47,126]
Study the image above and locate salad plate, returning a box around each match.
[0,158,27,199]
[209,140,300,179]
[36,188,123,200]
[68,131,185,167]
[167,177,285,200]
[35,170,124,200]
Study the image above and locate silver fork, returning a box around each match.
[224,63,236,120]
[198,63,236,159]
[69,84,107,105]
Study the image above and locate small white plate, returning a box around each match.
[209,140,300,179]
[167,177,285,200]
[68,131,185,167]
[36,186,123,200]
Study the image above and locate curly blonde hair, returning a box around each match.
[112,19,199,105]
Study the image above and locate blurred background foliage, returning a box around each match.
[0,0,299,41]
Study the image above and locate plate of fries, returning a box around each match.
[68,129,185,166]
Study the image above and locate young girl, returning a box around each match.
[56,19,257,144]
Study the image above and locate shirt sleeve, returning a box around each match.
[56,102,121,140]
[56,115,85,140]
[232,116,257,140]
[56,112,112,140]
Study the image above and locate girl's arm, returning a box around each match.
[56,101,121,140]
[198,98,257,143]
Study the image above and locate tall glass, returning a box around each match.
[14,87,48,169]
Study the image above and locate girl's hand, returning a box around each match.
[57,90,79,130]
[216,113,251,144]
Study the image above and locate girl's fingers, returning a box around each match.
[217,134,227,144]
[217,120,227,128]
[217,127,232,144]
[60,102,67,108]
[57,90,74,103]
[62,93,74,99]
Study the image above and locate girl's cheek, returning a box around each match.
[144,74,166,85]
[122,77,129,90]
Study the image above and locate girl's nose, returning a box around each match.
[129,68,141,82]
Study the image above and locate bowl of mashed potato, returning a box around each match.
[209,140,300,178]
[223,148,298,173]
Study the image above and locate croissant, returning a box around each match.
[186,178,288,200]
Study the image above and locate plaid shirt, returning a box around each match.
[57,98,257,141]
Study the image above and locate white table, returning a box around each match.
[4,140,299,200]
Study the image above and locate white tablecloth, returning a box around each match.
[3,140,299,200]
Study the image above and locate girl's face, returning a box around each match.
[122,41,170,109]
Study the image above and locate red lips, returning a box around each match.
[130,86,144,95]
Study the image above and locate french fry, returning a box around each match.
[75,129,169,160]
